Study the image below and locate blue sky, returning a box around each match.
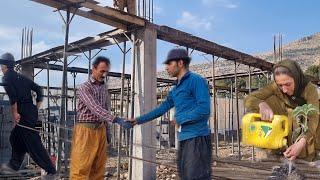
[0,0,319,87]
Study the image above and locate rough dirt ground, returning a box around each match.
[6,142,312,179]
[105,142,261,180]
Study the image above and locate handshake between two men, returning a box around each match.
[113,117,137,129]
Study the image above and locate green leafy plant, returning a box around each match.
[291,104,319,143]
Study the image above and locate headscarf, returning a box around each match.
[273,59,309,105]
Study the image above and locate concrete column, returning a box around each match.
[20,64,34,80]
[132,25,157,180]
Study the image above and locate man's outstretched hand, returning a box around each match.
[126,118,138,126]
[113,117,133,129]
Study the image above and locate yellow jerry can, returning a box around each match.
[242,113,289,149]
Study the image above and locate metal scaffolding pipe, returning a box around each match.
[26,28,29,57]
[224,94,227,144]
[112,93,117,147]
[159,87,163,149]
[46,61,51,155]
[230,82,234,154]
[21,28,24,59]
[128,34,136,180]
[248,66,254,161]
[88,50,91,79]
[72,72,77,124]
[212,55,218,156]
[234,60,241,160]
[117,41,127,180]
[125,78,130,155]
[30,29,33,56]
[57,9,70,173]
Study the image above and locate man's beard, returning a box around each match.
[168,67,179,78]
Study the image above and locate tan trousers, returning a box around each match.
[70,124,107,180]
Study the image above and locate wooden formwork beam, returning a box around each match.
[31,0,145,30]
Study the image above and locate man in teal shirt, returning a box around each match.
[129,48,212,180]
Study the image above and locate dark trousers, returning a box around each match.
[8,126,56,174]
[177,135,212,180]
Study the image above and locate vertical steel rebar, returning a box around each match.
[88,50,91,79]
[234,60,241,160]
[159,88,163,149]
[26,28,29,57]
[72,72,77,124]
[138,0,140,16]
[21,28,24,59]
[125,79,130,155]
[117,42,127,180]
[248,66,254,161]
[142,0,145,18]
[151,0,153,22]
[47,61,51,155]
[30,29,33,56]
[148,0,151,21]
[231,82,234,154]
[128,35,136,180]
[57,9,70,173]
[273,35,276,62]
[278,33,281,61]
[113,93,117,147]
[224,93,227,143]
[228,91,231,144]
[212,55,218,156]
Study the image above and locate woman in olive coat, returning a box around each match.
[245,59,319,161]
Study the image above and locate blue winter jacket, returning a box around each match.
[136,71,211,141]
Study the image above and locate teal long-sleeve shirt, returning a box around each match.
[136,71,211,141]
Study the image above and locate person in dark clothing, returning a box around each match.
[0,53,57,179]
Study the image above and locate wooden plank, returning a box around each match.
[64,0,145,26]
[31,0,127,30]
[17,29,127,64]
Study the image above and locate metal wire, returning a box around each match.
[16,124,72,143]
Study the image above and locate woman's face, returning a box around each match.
[275,74,295,96]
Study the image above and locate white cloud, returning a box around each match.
[176,11,212,31]
[201,0,238,9]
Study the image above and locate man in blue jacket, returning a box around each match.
[129,48,212,180]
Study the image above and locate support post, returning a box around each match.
[58,9,70,173]
[212,55,218,156]
[131,25,157,180]
[234,60,241,160]
[117,41,127,180]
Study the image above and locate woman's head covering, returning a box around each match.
[273,59,309,102]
